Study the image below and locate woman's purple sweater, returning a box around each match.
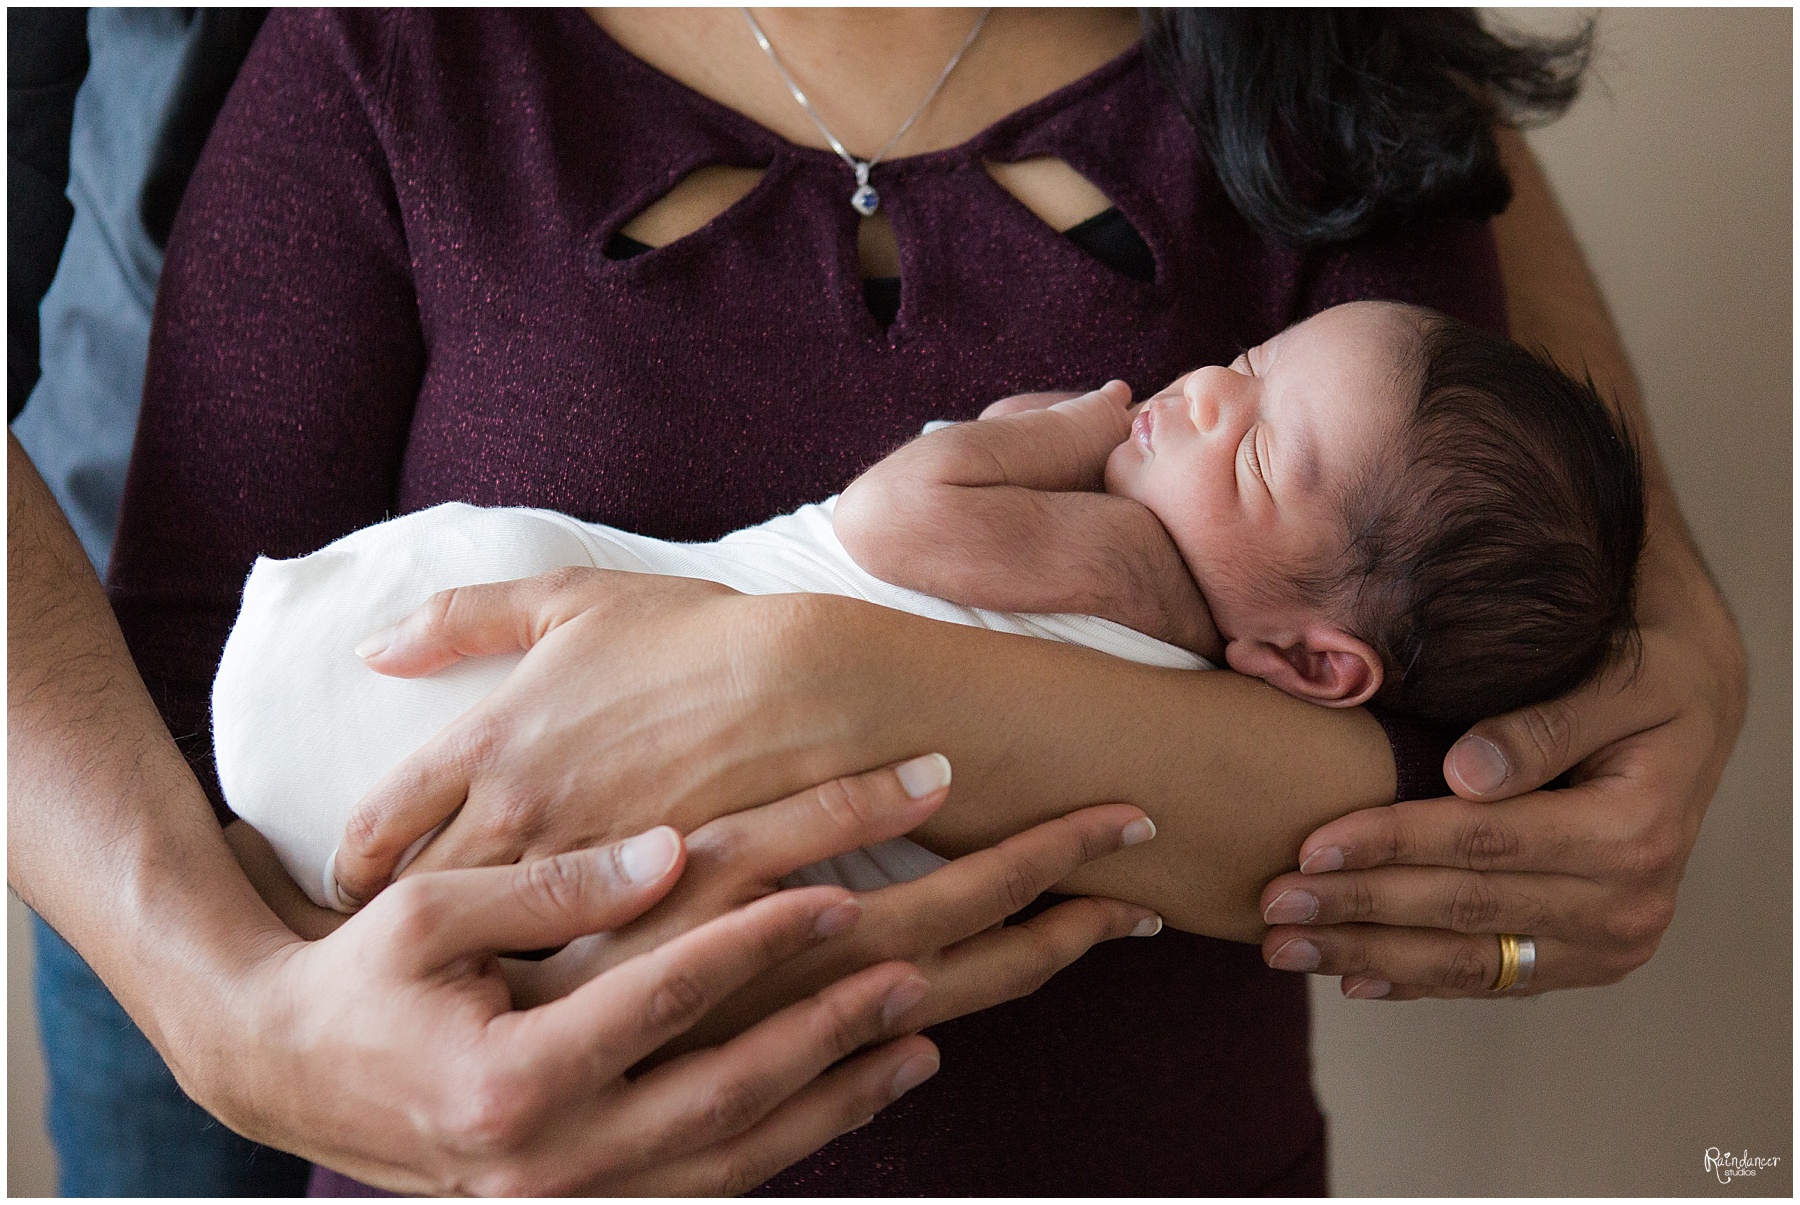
[110,11,1502,1195]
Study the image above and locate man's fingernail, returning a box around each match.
[896,753,952,799]
[1268,937,1321,972]
[1131,915,1163,937]
[1300,846,1345,874]
[1448,736,1510,795]
[1120,817,1157,847]
[881,977,930,1027]
[814,898,862,938]
[616,826,680,884]
[1263,889,1318,925]
[353,626,396,659]
[889,1051,940,1099]
[1345,978,1392,1000]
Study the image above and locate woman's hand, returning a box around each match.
[505,753,1162,1050]
[332,569,836,905]
[1260,552,1746,998]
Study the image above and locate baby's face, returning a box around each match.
[1105,301,1417,642]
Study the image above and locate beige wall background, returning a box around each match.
[7,7,1792,1197]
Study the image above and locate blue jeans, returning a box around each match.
[32,915,310,1196]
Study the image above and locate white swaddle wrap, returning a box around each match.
[214,498,1210,910]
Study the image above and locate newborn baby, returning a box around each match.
[214,301,1644,910]
[838,299,1646,721]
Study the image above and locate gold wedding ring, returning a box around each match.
[1491,933,1527,992]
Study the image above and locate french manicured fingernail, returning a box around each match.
[325,848,368,911]
[889,1051,940,1099]
[616,826,680,884]
[1299,846,1344,874]
[1120,817,1156,847]
[1345,978,1392,1000]
[1448,736,1509,795]
[1268,937,1321,972]
[814,898,862,938]
[881,977,930,1027]
[353,626,396,659]
[1262,889,1318,925]
[1131,915,1163,937]
[896,753,952,799]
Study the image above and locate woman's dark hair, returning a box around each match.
[1141,9,1594,245]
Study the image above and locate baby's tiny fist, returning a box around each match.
[1049,380,1132,414]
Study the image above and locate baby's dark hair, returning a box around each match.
[1323,309,1646,724]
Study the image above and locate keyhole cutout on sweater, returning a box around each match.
[608,165,767,254]
[847,160,1125,276]
[984,157,1114,233]
[858,211,900,278]
[986,156,1154,282]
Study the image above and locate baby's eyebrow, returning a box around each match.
[1289,431,1323,493]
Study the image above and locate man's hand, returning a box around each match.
[1259,610,1743,998]
[229,823,941,1195]
[1256,128,1748,1000]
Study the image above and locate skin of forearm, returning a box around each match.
[1493,129,1744,667]
[754,592,1393,940]
[7,434,292,1103]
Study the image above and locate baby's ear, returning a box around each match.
[1224,626,1382,708]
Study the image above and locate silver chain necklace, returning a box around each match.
[741,7,992,216]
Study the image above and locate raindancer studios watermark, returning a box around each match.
[1704,1148,1781,1185]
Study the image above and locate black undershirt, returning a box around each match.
[603,206,1154,326]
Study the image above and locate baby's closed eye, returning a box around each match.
[1241,426,1266,484]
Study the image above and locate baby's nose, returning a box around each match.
[1184,366,1237,432]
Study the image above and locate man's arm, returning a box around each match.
[10,433,1013,1191]
[7,437,921,1188]
[834,385,1219,656]
[1490,128,1731,634]
[9,434,278,1060]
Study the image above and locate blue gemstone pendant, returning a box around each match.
[850,160,880,216]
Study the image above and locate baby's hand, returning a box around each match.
[979,380,1132,423]
[1044,380,1135,445]
[979,390,1084,418]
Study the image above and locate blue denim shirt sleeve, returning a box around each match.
[12,10,199,574]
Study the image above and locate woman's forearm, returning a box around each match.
[769,592,1395,940]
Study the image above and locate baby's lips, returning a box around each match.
[1131,404,1155,450]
